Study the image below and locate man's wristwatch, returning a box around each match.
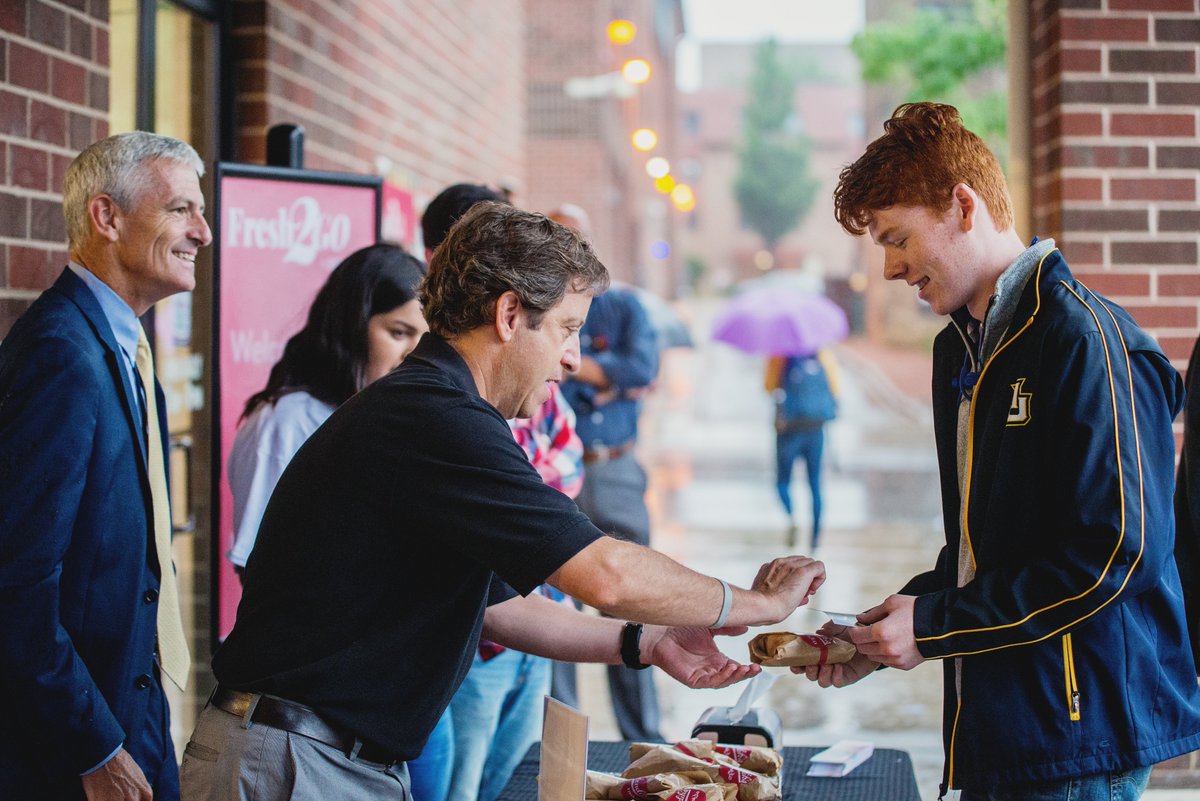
[620,622,651,670]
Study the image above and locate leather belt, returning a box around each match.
[211,686,401,767]
[583,440,635,464]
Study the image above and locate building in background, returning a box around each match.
[524,0,685,293]
[676,42,864,305]
[856,0,997,346]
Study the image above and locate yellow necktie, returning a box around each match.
[135,328,191,691]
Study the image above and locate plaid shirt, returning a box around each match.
[508,383,584,499]
[480,384,584,661]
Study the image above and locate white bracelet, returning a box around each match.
[712,579,733,629]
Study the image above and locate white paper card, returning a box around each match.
[806,739,874,777]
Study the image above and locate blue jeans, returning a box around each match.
[960,766,1152,801]
[775,426,825,545]
[407,709,453,801]
[574,453,663,742]
[448,649,551,801]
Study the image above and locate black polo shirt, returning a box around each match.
[213,334,601,760]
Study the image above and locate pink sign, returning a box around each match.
[381,181,416,248]
[215,166,379,640]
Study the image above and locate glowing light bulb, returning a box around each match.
[645,157,671,179]
[607,19,636,45]
[621,58,651,85]
[631,128,658,151]
[671,183,696,212]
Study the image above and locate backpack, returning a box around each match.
[775,355,836,433]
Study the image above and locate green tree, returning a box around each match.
[853,0,1007,148]
[733,39,819,259]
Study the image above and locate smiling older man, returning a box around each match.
[0,132,212,801]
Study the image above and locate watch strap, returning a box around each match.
[620,622,650,670]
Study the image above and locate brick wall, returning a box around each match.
[676,45,866,296]
[1029,1,1200,785]
[230,0,525,203]
[1029,0,1200,370]
[0,0,108,338]
[524,0,681,291]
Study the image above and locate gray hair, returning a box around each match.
[421,201,609,338]
[63,132,205,250]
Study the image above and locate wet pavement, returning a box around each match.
[572,298,949,797]
[568,298,1196,800]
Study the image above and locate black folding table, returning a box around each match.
[495,740,923,800]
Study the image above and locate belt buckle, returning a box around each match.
[238,692,261,727]
[212,687,258,720]
[592,443,611,461]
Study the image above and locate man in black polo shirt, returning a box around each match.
[180,202,826,800]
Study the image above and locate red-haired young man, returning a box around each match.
[807,102,1200,801]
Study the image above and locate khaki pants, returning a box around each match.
[180,702,410,801]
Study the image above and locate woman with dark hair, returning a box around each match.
[227,243,427,573]
[228,243,453,801]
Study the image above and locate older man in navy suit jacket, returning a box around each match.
[0,133,211,800]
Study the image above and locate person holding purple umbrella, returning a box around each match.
[765,349,839,549]
[711,286,848,356]
[711,281,848,550]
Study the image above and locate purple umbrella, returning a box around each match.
[711,288,848,356]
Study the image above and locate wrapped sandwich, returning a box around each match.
[747,632,856,667]
[584,769,723,800]
[655,786,737,801]
[707,743,783,777]
[629,740,782,778]
[623,744,780,801]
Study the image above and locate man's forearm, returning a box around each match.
[548,536,797,628]
[483,594,623,663]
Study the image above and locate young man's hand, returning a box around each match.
[640,625,759,689]
[797,651,880,687]
[843,594,925,670]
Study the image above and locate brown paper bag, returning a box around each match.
[623,745,714,778]
[708,743,783,777]
[706,764,780,801]
[623,744,780,801]
[629,740,781,778]
[747,632,856,667]
[591,770,715,800]
[585,770,624,799]
[651,785,737,801]
[629,740,716,764]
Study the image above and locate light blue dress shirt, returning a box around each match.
[66,262,146,426]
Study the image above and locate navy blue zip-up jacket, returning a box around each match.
[902,248,1200,792]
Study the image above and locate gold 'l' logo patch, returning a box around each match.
[1007,378,1032,426]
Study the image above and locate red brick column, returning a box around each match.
[1029,0,1200,371]
[1031,1,1200,784]
[0,0,108,338]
